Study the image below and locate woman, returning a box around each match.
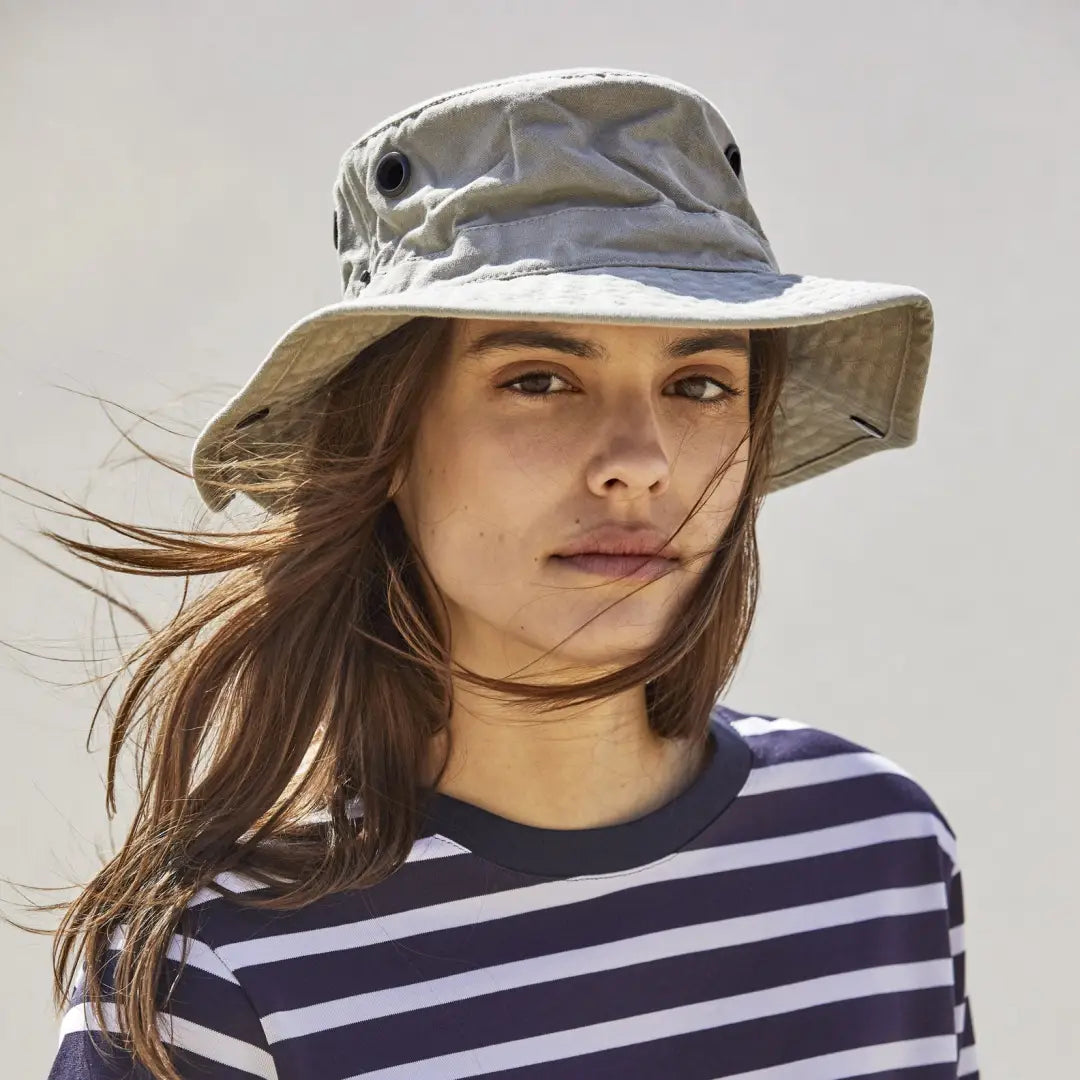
[34,68,978,1078]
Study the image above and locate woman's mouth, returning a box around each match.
[549,553,680,581]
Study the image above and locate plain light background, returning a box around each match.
[3,1,1077,1075]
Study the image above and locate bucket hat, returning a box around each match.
[190,67,933,514]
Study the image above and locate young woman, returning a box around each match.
[28,68,977,1078]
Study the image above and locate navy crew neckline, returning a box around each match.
[418,713,753,878]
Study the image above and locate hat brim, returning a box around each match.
[191,264,932,513]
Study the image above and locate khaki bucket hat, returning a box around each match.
[190,66,933,514]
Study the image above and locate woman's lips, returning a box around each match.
[550,553,680,581]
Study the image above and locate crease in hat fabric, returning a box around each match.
[190,66,934,514]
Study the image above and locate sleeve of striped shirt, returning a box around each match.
[46,929,277,1080]
[949,857,979,1079]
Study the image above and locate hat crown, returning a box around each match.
[332,68,779,299]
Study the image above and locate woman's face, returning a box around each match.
[392,318,753,674]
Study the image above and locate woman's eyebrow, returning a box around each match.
[459,328,747,364]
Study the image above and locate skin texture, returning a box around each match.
[393,317,752,830]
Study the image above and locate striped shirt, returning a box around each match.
[48,705,979,1078]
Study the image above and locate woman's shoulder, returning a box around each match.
[714,702,963,870]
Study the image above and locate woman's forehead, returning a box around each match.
[450,317,751,360]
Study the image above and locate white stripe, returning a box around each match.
[736,751,957,868]
[58,1001,278,1079]
[61,928,277,1067]
[728,719,960,866]
[958,1042,979,1075]
[217,807,953,970]
[99,924,244,982]
[737,750,916,795]
[950,921,966,956]
[709,1036,961,1079]
[188,835,465,908]
[729,715,808,735]
[405,834,468,861]
[262,882,948,1040]
[64,930,243,1013]
[190,871,294,908]
[342,961,955,1080]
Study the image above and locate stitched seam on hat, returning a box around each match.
[482,258,767,281]
[451,203,752,236]
[350,259,778,300]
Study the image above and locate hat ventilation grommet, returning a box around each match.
[849,415,886,438]
[724,142,741,178]
[374,151,411,196]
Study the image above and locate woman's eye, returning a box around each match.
[671,376,741,403]
[498,370,742,404]
[502,371,572,396]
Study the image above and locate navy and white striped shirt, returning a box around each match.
[49,706,979,1078]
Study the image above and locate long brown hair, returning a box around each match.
[3,315,789,1080]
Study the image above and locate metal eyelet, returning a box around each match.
[374,150,411,196]
[849,415,885,438]
[724,142,742,179]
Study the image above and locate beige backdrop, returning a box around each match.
[3,1,1078,1075]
